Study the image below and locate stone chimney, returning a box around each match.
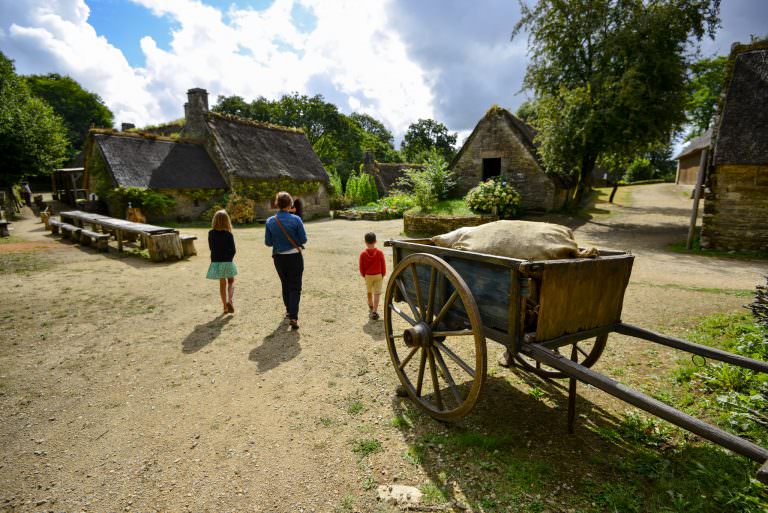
[121,122,135,132]
[181,88,209,141]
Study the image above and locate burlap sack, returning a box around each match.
[432,220,598,260]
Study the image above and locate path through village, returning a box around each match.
[1,184,766,512]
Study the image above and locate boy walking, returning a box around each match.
[359,232,386,320]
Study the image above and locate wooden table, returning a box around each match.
[59,210,183,261]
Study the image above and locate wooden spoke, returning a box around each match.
[433,344,462,404]
[410,264,425,319]
[391,333,403,339]
[426,267,437,323]
[432,329,474,338]
[390,303,417,327]
[415,349,427,397]
[575,344,590,359]
[431,290,459,329]
[398,346,419,370]
[396,278,421,321]
[435,341,475,378]
[427,347,444,410]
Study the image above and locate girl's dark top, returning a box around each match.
[208,229,236,262]
[293,200,304,219]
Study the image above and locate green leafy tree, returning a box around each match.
[400,118,457,163]
[513,0,720,205]
[25,73,113,154]
[349,112,399,162]
[515,99,539,125]
[0,52,68,214]
[685,55,727,139]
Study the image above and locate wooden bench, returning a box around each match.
[49,219,62,235]
[60,223,82,242]
[180,235,197,257]
[0,220,10,238]
[79,229,110,252]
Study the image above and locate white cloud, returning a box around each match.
[0,0,436,138]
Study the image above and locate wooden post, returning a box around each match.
[116,229,123,252]
[147,233,183,262]
[686,148,708,250]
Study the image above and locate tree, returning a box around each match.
[400,119,457,163]
[513,0,720,205]
[0,52,68,214]
[349,112,398,162]
[25,73,113,154]
[684,55,727,139]
[515,99,539,125]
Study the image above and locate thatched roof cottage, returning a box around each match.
[84,88,330,221]
[700,41,768,251]
[449,106,573,212]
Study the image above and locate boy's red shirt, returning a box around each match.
[359,247,386,277]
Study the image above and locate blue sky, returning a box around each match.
[1,0,767,144]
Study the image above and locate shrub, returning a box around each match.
[423,151,455,200]
[395,152,455,211]
[465,177,521,219]
[225,193,256,224]
[105,186,176,218]
[378,193,416,212]
[328,170,344,198]
[346,172,378,206]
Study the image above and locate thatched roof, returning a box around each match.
[450,106,575,189]
[93,134,227,189]
[675,128,712,160]
[205,112,329,183]
[713,42,768,165]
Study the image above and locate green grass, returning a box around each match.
[352,438,382,458]
[420,481,448,505]
[637,281,754,297]
[668,234,768,260]
[0,252,52,274]
[0,234,26,245]
[346,399,365,415]
[407,199,477,217]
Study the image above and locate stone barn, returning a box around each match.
[450,106,573,212]
[84,88,330,222]
[361,151,424,196]
[701,41,768,252]
[674,129,711,185]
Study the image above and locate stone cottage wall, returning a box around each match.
[701,164,768,251]
[451,116,558,212]
[159,190,220,222]
[251,183,330,221]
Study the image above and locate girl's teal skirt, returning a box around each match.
[206,261,238,280]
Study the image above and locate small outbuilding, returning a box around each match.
[361,151,424,196]
[674,129,712,185]
[701,41,768,252]
[449,106,573,212]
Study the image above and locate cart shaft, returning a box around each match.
[616,323,768,373]
[522,343,768,471]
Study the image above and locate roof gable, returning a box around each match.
[93,134,227,189]
[674,128,712,160]
[205,112,329,182]
[713,43,768,165]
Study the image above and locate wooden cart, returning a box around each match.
[383,238,768,483]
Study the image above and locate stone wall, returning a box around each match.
[403,212,498,236]
[676,152,702,185]
[251,183,330,221]
[158,190,219,222]
[451,115,559,211]
[701,164,768,251]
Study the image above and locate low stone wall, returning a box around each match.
[403,212,498,236]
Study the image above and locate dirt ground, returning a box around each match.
[1,184,766,512]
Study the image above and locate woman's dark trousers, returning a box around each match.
[273,253,303,320]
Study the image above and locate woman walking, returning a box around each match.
[206,210,237,314]
[265,192,307,329]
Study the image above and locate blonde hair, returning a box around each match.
[211,209,233,232]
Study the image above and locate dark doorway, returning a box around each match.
[482,158,501,180]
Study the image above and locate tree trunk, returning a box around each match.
[147,233,183,262]
[573,155,597,208]
[608,184,619,203]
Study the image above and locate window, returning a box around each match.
[482,158,501,180]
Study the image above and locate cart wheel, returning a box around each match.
[513,334,608,379]
[384,253,486,421]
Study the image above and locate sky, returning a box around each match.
[1,0,767,147]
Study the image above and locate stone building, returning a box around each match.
[674,129,711,185]
[84,88,330,221]
[701,42,768,252]
[450,106,573,212]
[361,151,424,196]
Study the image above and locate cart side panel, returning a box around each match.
[536,255,634,341]
[396,246,511,334]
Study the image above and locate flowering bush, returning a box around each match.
[465,177,521,219]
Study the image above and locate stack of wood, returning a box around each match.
[750,276,768,332]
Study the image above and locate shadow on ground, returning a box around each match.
[389,367,764,512]
[362,319,385,341]
[249,319,301,372]
[181,315,232,353]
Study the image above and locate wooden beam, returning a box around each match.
[686,147,708,249]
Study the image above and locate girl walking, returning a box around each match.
[207,209,238,314]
